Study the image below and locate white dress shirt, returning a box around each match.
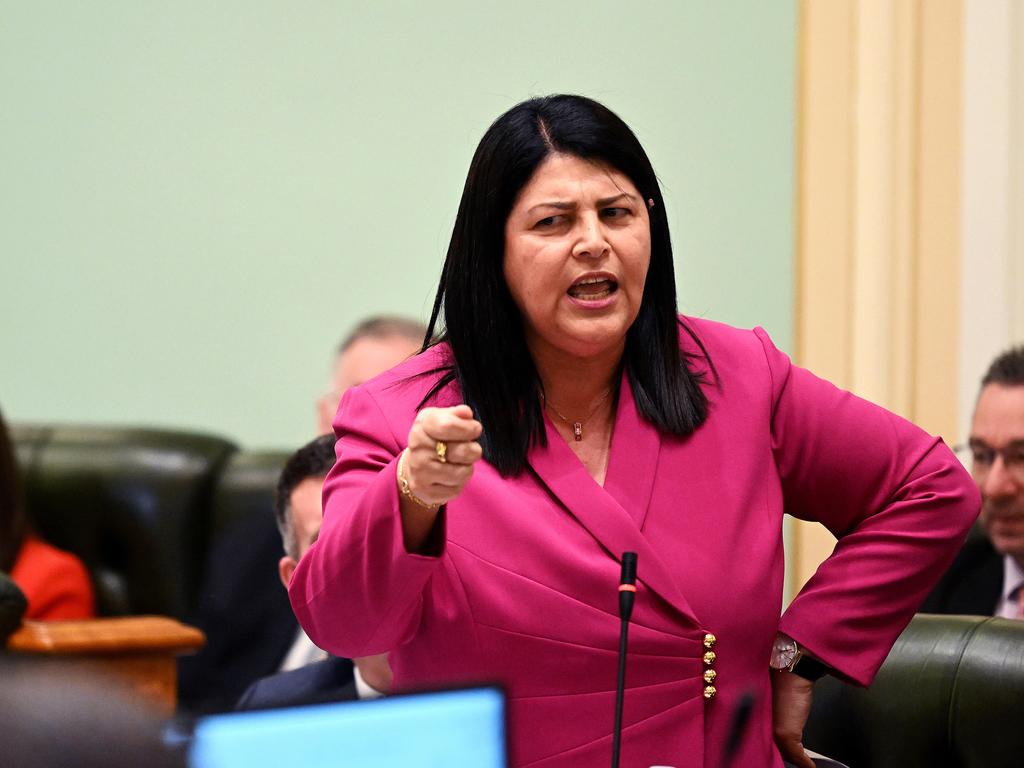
[278,628,328,672]
[279,628,383,700]
[996,555,1024,619]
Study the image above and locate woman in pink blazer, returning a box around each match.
[289,95,978,768]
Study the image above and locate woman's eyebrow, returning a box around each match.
[526,192,636,215]
[526,200,575,214]
[596,193,635,206]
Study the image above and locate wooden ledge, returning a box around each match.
[7,615,205,656]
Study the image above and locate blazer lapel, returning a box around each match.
[527,381,699,627]
[604,372,661,530]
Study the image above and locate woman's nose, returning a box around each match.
[571,214,609,259]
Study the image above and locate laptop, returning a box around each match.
[189,686,507,768]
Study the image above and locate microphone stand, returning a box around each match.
[611,552,637,768]
[722,691,754,767]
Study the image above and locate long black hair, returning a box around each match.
[0,409,28,573]
[422,94,711,476]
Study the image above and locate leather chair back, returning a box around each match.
[177,449,293,712]
[12,425,236,619]
[804,614,1024,768]
[209,450,288,539]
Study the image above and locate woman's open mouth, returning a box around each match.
[567,275,619,302]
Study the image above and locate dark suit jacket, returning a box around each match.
[0,572,28,643]
[234,656,357,711]
[178,511,298,713]
[920,526,1003,615]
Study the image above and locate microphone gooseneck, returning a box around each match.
[611,552,638,768]
[722,690,755,767]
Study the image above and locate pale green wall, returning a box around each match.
[0,2,796,449]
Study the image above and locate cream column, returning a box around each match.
[1015,5,1024,341]
[792,0,964,596]
[959,0,1024,439]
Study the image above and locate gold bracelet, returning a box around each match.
[397,449,440,510]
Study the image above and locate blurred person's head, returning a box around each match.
[0,407,28,573]
[969,346,1024,566]
[274,435,392,692]
[275,434,336,585]
[0,661,185,768]
[315,316,427,434]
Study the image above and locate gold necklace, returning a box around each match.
[543,388,612,442]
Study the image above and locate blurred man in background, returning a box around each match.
[923,346,1024,618]
[236,435,390,710]
[315,316,426,435]
[180,316,425,711]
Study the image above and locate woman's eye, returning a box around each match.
[602,207,630,220]
[534,215,564,229]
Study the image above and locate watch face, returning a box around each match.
[770,637,798,670]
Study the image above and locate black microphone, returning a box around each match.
[722,690,755,767]
[611,552,637,768]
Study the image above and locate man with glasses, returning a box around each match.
[922,346,1024,618]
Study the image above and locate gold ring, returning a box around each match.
[435,440,448,463]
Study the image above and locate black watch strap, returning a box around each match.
[791,653,830,682]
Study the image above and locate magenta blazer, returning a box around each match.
[290,317,979,768]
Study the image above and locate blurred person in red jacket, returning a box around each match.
[0,407,95,620]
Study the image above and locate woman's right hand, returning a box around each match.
[400,404,483,508]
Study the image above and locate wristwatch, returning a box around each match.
[769,633,830,682]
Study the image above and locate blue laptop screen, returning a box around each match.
[189,687,506,768]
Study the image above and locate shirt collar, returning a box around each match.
[1000,554,1024,603]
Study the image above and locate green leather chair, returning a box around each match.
[804,614,1024,768]
[12,424,237,619]
[209,450,288,538]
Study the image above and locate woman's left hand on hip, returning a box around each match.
[771,669,815,768]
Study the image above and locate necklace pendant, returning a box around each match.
[572,422,583,441]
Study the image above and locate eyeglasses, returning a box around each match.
[955,440,1024,483]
